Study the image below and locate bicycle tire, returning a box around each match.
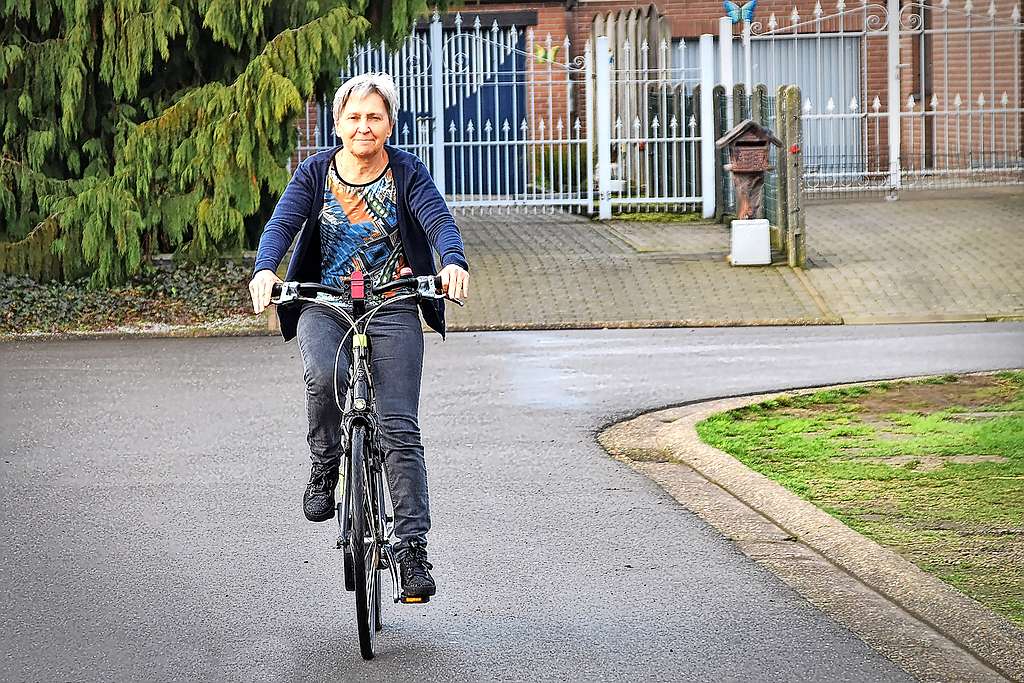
[349,424,377,660]
[369,463,384,633]
[341,455,355,592]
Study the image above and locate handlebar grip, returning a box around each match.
[370,275,444,296]
[370,277,418,295]
[271,282,283,297]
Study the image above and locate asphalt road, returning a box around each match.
[3,322,1023,682]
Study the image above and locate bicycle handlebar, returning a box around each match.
[370,275,442,296]
[271,275,461,306]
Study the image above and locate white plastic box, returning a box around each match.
[730,218,772,266]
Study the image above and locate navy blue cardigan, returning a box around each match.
[254,145,469,340]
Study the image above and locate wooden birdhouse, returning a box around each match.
[716,119,782,174]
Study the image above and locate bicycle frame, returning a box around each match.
[274,276,424,604]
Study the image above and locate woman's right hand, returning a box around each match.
[249,269,283,314]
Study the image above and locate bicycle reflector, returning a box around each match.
[400,595,429,604]
[351,269,365,300]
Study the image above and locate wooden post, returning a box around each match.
[773,85,788,254]
[751,84,767,126]
[752,84,769,223]
[713,85,726,222]
[783,84,806,268]
[732,83,747,126]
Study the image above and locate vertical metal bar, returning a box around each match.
[689,111,697,203]
[596,35,613,219]
[586,41,595,215]
[743,22,753,96]
[943,7,949,170]
[485,119,493,204]
[700,34,716,217]
[492,21,501,207]
[652,117,660,208]
[918,3,925,174]
[625,116,633,208]
[547,40,556,213]
[527,30,537,213]
[576,117,584,210]
[886,0,902,190]
[475,108,484,210]
[979,98,985,171]
[503,120,511,209]
[661,43,670,204]
[1016,13,1022,165]
[814,4,821,130]
[557,118,565,210]
[511,27,521,209]
[474,19,484,210]
[527,28,536,148]
[430,15,447,195]
[672,99,680,203]
[521,119,529,208]
[989,7,996,158]
[635,40,643,204]
[966,8,973,166]
[1001,98,1007,168]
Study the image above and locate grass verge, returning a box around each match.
[608,211,706,223]
[696,371,1024,627]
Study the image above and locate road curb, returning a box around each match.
[599,373,1024,682]
[7,315,1023,342]
[444,316,844,331]
[842,313,991,325]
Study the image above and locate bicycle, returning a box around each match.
[270,270,461,660]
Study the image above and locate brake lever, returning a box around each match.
[270,281,300,305]
[416,277,465,306]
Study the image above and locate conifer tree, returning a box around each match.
[1,0,443,285]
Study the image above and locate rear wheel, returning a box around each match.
[350,424,377,660]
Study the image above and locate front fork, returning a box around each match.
[340,332,404,603]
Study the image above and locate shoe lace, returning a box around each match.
[309,464,335,488]
[404,546,433,575]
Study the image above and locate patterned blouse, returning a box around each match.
[319,159,407,303]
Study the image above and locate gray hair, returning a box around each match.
[332,73,399,133]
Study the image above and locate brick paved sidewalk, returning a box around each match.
[444,212,829,330]
[444,187,1023,330]
[804,186,1024,323]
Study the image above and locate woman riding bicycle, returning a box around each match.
[248,72,470,600]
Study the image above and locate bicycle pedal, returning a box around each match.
[399,595,430,604]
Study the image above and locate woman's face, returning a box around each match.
[338,91,393,159]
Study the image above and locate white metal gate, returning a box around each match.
[299,13,595,213]
[740,0,1023,195]
[296,12,719,216]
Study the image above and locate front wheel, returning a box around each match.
[349,424,378,660]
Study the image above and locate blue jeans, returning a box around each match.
[295,299,429,557]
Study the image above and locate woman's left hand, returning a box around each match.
[438,264,469,302]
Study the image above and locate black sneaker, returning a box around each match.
[399,543,436,598]
[303,463,338,522]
